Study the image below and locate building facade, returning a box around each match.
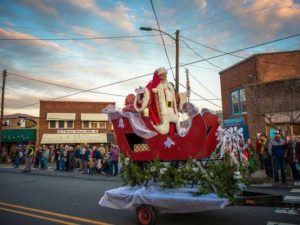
[39,101,115,149]
[219,50,300,139]
[1,113,39,162]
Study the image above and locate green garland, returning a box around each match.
[119,154,249,203]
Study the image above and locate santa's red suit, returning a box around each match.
[134,68,180,135]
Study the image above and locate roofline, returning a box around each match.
[39,100,116,104]
[219,50,300,74]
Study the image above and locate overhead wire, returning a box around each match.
[149,0,175,81]
[181,39,223,70]
[7,72,127,97]
[0,33,160,41]
[187,69,220,99]
[180,35,244,59]
[8,32,300,109]
[179,33,300,68]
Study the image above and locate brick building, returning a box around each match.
[1,113,39,162]
[39,101,115,149]
[219,50,300,139]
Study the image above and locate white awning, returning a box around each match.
[47,113,76,121]
[81,113,108,121]
[40,133,107,144]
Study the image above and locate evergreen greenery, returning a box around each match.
[119,154,249,203]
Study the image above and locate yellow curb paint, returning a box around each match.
[0,207,79,225]
[0,201,112,225]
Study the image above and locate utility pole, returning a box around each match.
[0,70,7,153]
[175,30,180,93]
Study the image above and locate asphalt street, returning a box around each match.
[0,169,299,225]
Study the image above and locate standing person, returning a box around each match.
[260,134,273,180]
[59,145,65,171]
[14,144,22,168]
[43,145,49,170]
[55,147,60,171]
[34,147,41,168]
[109,144,120,176]
[23,142,34,172]
[256,133,264,170]
[67,146,76,172]
[244,138,257,175]
[75,145,82,170]
[268,130,288,184]
[94,145,103,175]
[286,135,300,181]
[82,145,90,174]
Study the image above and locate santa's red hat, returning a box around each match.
[146,67,167,92]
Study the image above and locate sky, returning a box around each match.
[0,0,300,116]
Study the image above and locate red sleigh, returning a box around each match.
[109,103,219,161]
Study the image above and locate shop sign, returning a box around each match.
[2,119,10,126]
[223,117,244,127]
[57,130,98,134]
[17,119,37,128]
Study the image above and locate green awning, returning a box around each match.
[1,129,36,143]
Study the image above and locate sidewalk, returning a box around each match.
[0,163,122,182]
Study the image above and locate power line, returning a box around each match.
[0,33,159,41]
[181,0,290,31]
[181,36,300,68]
[15,72,153,109]
[180,33,300,68]
[180,35,244,59]
[7,72,127,97]
[149,0,175,81]
[179,82,221,108]
[9,32,300,109]
[181,39,223,70]
[187,69,220,99]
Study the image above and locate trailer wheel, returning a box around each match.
[136,205,157,225]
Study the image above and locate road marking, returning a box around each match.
[284,196,300,202]
[0,201,112,225]
[290,189,300,193]
[267,222,298,225]
[275,208,299,215]
[0,207,79,225]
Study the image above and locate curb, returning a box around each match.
[0,167,122,182]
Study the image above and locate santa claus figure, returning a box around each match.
[134,67,180,135]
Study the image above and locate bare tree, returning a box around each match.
[245,77,300,133]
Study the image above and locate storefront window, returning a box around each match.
[58,121,65,128]
[67,121,73,128]
[83,121,89,128]
[49,121,56,128]
[91,122,98,128]
[99,122,106,129]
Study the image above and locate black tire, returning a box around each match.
[136,205,158,225]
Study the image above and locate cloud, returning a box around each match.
[70,25,141,55]
[231,0,300,40]
[18,0,58,16]
[0,28,66,53]
[194,0,207,14]
[65,0,135,32]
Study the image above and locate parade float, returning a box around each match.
[99,68,286,225]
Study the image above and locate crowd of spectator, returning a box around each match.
[5,143,120,176]
[255,130,300,184]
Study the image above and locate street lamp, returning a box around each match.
[140,27,180,93]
